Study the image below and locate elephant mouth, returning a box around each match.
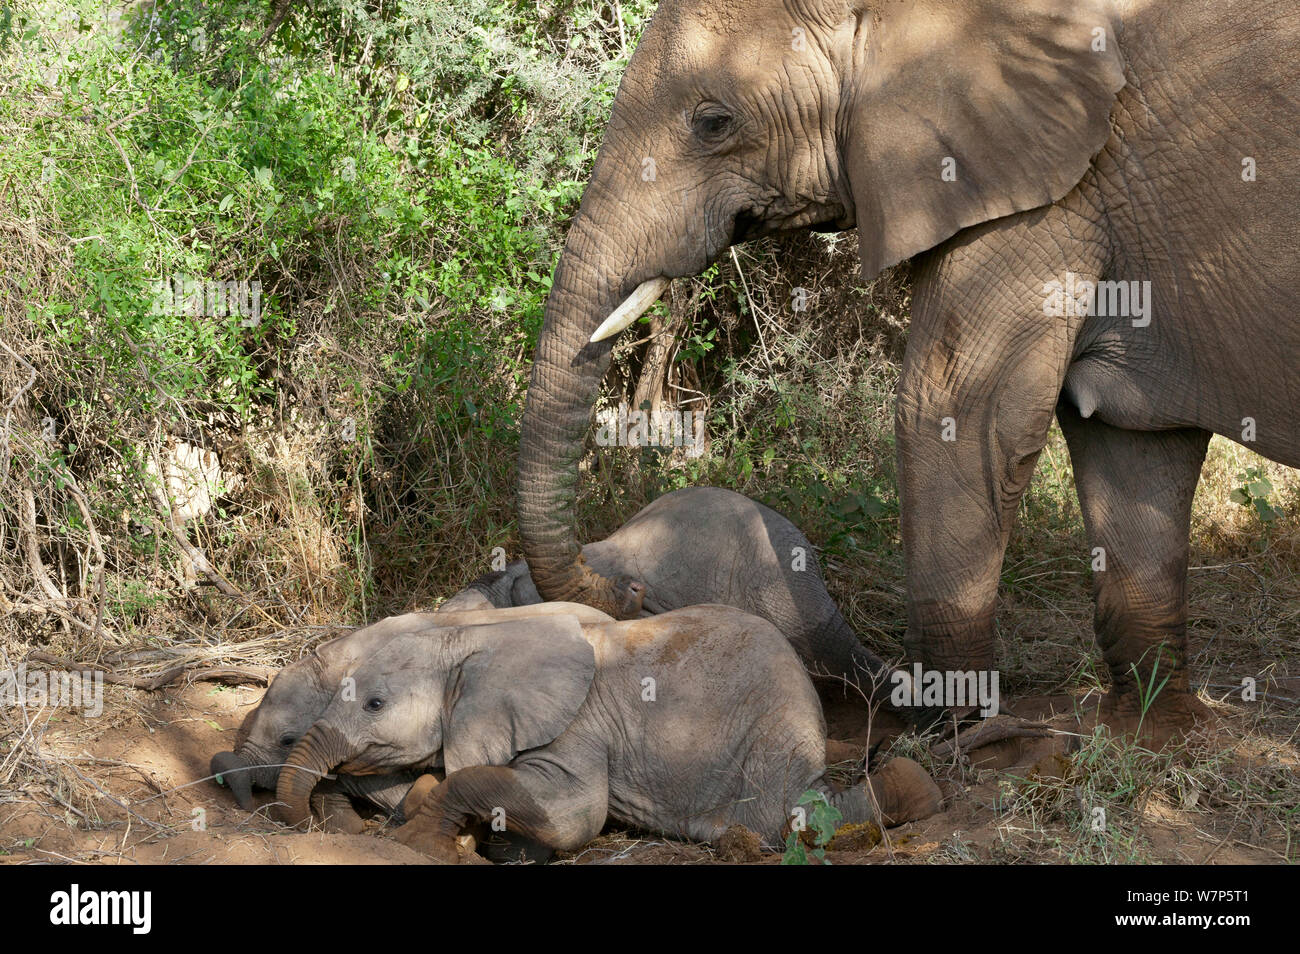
[588,208,769,344]
[335,755,386,776]
[730,208,764,245]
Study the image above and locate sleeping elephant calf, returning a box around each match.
[274,606,942,862]
[455,486,895,703]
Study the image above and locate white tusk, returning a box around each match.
[589,277,671,343]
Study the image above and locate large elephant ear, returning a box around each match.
[844,0,1126,278]
[441,615,596,774]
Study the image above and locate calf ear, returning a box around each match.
[435,586,495,614]
[441,615,596,774]
[842,0,1125,278]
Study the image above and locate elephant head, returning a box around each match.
[274,615,596,826]
[209,620,414,809]
[516,0,1124,606]
[211,603,610,810]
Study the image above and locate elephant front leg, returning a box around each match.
[308,789,366,834]
[1057,400,1213,746]
[391,763,608,863]
[895,230,1094,727]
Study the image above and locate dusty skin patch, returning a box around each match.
[1,677,1293,865]
[611,612,706,666]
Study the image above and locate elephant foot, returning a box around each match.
[399,774,442,822]
[1084,689,1217,752]
[391,818,478,864]
[867,757,943,826]
[391,792,480,864]
[309,791,366,835]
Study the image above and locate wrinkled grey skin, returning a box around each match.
[276,607,941,854]
[209,603,612,818]
[464,487,892,699]
[515,0,1300,739]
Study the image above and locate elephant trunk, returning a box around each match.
[210,751,256,810]
[517,210,661,619]
[274,724,353,826]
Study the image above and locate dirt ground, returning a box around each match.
[1,670,1294,865]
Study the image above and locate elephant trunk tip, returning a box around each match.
[210,751,256,811]
[614,578,647,620]
[566,560,643,620]
[524,547,638,620]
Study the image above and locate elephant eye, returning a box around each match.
[691,104,735,143]
[279,734,297,747]
[364,697,385,713]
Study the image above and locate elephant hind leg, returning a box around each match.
[809,757,943,831]
[860,757,943,827]
[1057,399,1213,745]
[392,763,608,863]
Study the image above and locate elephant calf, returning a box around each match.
[452,486,894,702]
[274,606,941,862]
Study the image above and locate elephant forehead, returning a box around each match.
[633,4,787,95]
[675,0,754,36]
[660,0,812,37]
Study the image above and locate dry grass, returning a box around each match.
[985,715,1299,864]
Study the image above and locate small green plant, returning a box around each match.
[1230,466,1282,522]
[780,790,842,865]
[1129,644,1174,738]
[677,325,718,363]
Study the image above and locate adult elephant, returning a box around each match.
[515,0,1299,742]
